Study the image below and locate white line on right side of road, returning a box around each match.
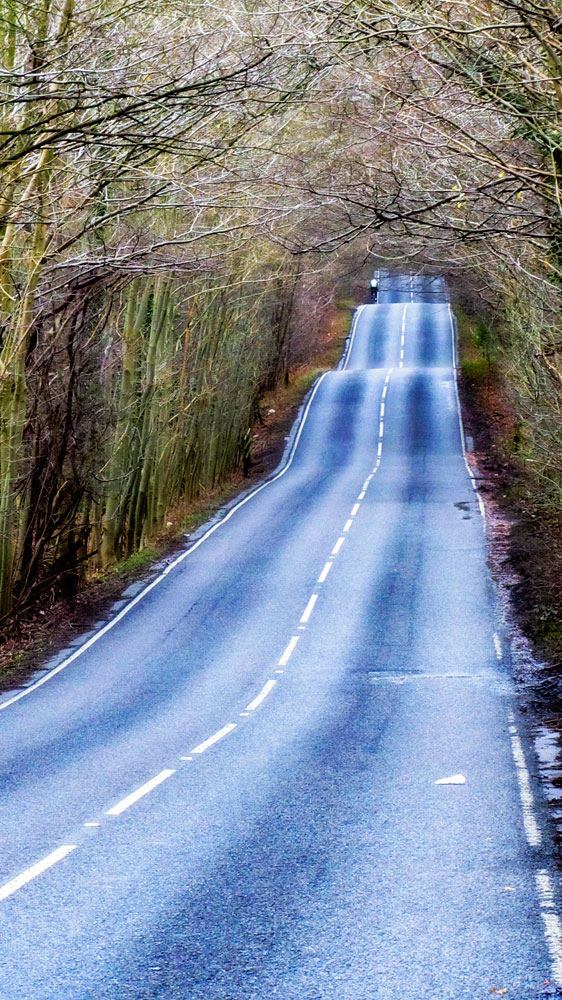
[0,845,77,903]
[191,723,237,756]
[448,304,486,526]
[493,633,502,660]
[106,769,176,816]
[536,870,562,986]
[507,719,541,848]
[246,679,277,712]
[400,305,408,368]
[300,594,318,624]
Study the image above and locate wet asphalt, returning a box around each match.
[0,273,556,999]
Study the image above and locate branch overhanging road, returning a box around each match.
[0,273,559,999]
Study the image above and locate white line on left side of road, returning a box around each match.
[0,845,77,903]
[106,769,176,816]
[246,679,277,712]
[0,370,333,715]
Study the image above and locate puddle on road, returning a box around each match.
[534,723,562,846]
[454,500,472,519]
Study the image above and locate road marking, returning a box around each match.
[84,822,99,828]
[0,366,334,715]
[278,636,299,665]
[0,845,77,903]
[382,385,388,399]
[358,491,366,500]
[508,723,542,847]
[380,402,385,417]
[377,442,383,457]
[191,723,237,756]
[331,537,345,555]
[379,421,384,437]
[180,755,194,759]
[400,305,408,368]
[246,679,277,712]
[318,562,333,583]
[106,769,176,816]
[275,669,284,675]
[300,594,318,623]
[343,519,353,532]
[435,774,466,785]
[493,633,502,660]
[341,304,367,371]
[448,304,486,528]
[536,870,562,986]
[350,503,360,517]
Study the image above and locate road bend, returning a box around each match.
[0,273,558,999]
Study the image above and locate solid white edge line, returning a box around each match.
[536,870,562,986]
[246,679,277,712]
[341,304,367,371]
[493,633,502,660]
[448,304,486,528]
[106,769,176,816]
[331,537,345,556]
[0,845,77,903]
[508,725,542,847]
[300,593,318,624]
[317,561,333,584]
[191,723,237,756]
[0,368,335,713]
[278,636,299,666]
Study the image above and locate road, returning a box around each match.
[0,273,559,999]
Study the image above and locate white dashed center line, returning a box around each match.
[246,679,277,712]
[318,561,333,583]
[0,845,77,903]
[106,769,176,816]
[331,537,345,556]
[278,636,299,666]
[300,594,318,624]
[351,503,360,517]
[191,723,237,756]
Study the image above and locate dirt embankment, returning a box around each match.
[0,300,353,692]
[456,309,562,717]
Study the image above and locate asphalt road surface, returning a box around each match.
[0,273,560,999]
